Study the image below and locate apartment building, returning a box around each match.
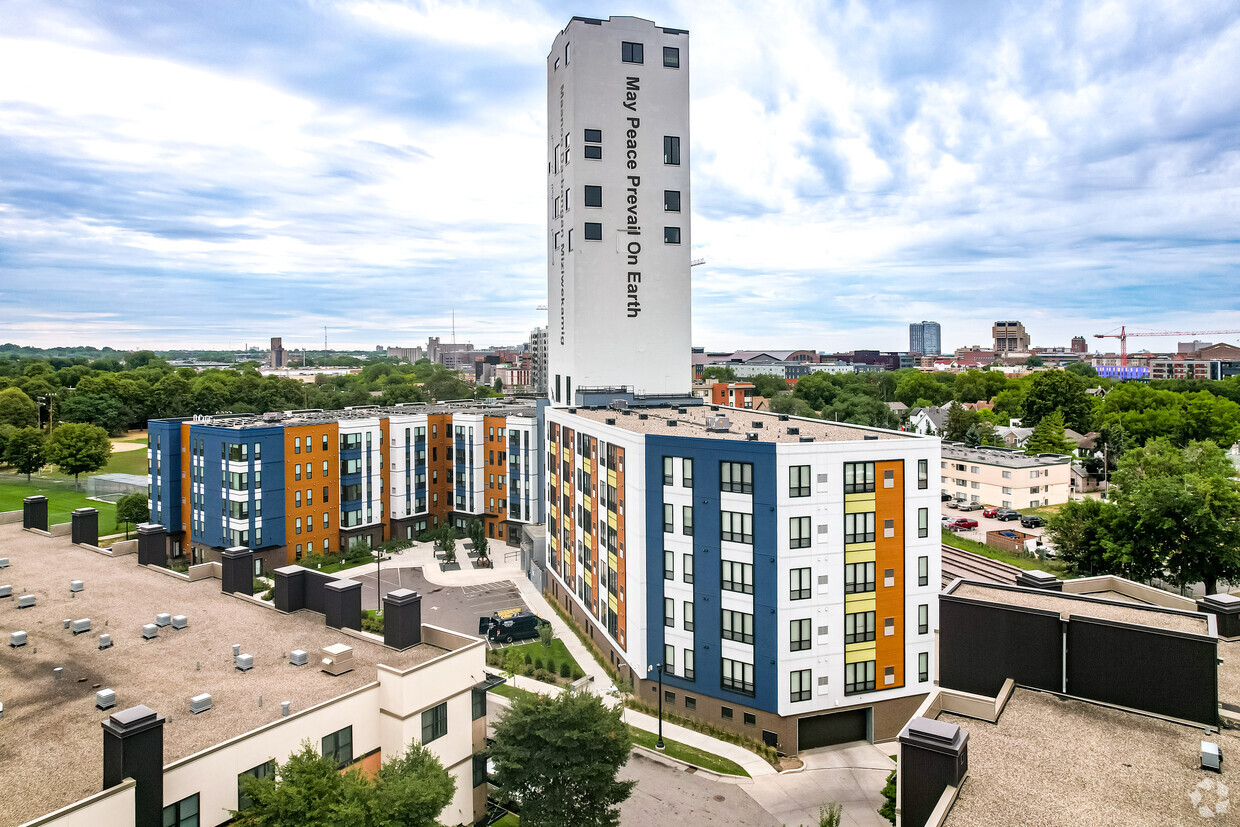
[940,444,1072,509]
[147,402,542,568]
[909,321,942,356]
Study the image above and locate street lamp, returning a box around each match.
[647,662,665,750]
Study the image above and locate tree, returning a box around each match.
[58,392,129,435]
[749,373,789,399]
[232,739,453,827]
[702,366,737,382]
[1024,354,1044,367]
[46,422,111,486]
[115,492,149,539]
[1045,497,1117,577]
[0,387,38,428]
[942,401,975,442]
[952,370,988,404]
[1064,361,1099,379]
[437,525,457,563]
[4,426,46,480]
[895,371,950,407]
[494,377,504,392]
[490,689,635,827]
[1025,411,1074,455]
[823,393,899,429]
[878,768,897,824]
[1021,370,1092,432]
[768,394,818,418]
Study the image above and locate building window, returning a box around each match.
[791,669,812,702]
[919,652,930,683]
[721,658,754,695]
[162,794,199,827]
[583,144,601,160]
[294,437,301,454]
[664,549,674,579]
[682,457,693,487]
[422,702,448,744]
[323,726,353,768]
[663,503,674,534]
[683,552,694,584]
[721,609,754,644]
[567,228,573,250]
[721,560,754,594]
[665,190,681,212]
[918,556,929,587]
[663,456,674,485]
[664,597,675,627]
[790,618,811,651]
[845,660,876,694]
[844,462,875,493]
[473,753,488,788]
[845,561,876,593]
[743,712,756,726]
[472,687,487,720]
[790,516,811,549]
[585,185,602,207]
[664,226,681,244]
[685,695,696,710]
[238,760,275,811]
[684,600,694,631]
[584,128,601,142]
[684,648,695,679]
[720,510,753,544]
[844,611,876,644]
[721,705,733,720]
[918,507,929,538]
[790,567,812,600]
[919,604,929,635]
[918,459,929,489]
[621,41,644,63]
[664,135,681,165]
[720,461,753,493]
[844,511,876,544]
[663,45,680,68]
[682,505,694,536]
[789,465,810,497]
[1002,470,1012,479]
[584,222,602,241]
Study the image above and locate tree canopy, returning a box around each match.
[46,422,111,485]
[1021,370,1093,432]
[0,387,38,428]
[4,426,46,481]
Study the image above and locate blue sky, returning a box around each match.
[2,0,1238,354]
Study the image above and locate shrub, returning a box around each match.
[361,614,384,634]
[260,589,274,601]
[521,663,536,677]
[533,657,545,671]
[559,662,571,679]
[252,578,268,594]
[523,652,533,666]
[533,668,555,684]
[486,650,502,667]
[571,669,583,681]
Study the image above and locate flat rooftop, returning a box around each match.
[564,405,913,444]
[161,399,538,430]
[941,688,1240,826]
[941,443,1072,468]
[0,525,446,827]
[948,581,1210,636]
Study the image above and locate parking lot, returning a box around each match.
[348,566,530,638]
[942,504,1048,545]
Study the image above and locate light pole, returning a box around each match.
[647,662,665,750]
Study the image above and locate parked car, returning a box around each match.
[1020,515,1046,528]
[946,498,966,509]
[478,608,549,644]
[958,502,983,512]
[994,508,1021,521]
[982,507,1000,518]
[945,518,979,530]
[941,514,952,523]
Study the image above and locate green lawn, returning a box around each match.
[628,726,750,777]
[0,480,121,533]
[501,638,583,682]
[490,683,542,703]
[492,814,519,827]
[941,528,1068,574]
[0,439,149,484]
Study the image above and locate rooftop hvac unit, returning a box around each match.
[746,432,759,441]
[0,586,10,599]
[17,594,35,609]
[235,653,254,671]
[155,613,171,627]
[71,618,91,635]
[666,419,678,427]
[605,418,616,425]
[289,649,308,666]
[190,693,212,714]
[752,421,763,428]
[799,436,814,443]
[787,427,800,435]
[96,689,116,710]
[98,633,112,650]
[10,631,27,647]
[171,615,188,630]
[705,415,733,433]
[1202,741,1223,772]
[70,580,83,593]
[321,643,354,676]
[0,557,8,568]
[142,624,158,640]
[638,413,648,420]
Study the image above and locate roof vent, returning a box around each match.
[321,643,354,676]
[235,653,254,671]
[752,421,763,428]
[638,413,649,420]
[620,409,631,415]
[787,427,800,435]
[281,701,290,717]
[232,643,241,658]
[289,649,308,666]
[800,436,815,443]
[17,594,35,609]
[0,557,8,568]
[9,631,26,647]
[667,419,678,427]
[0,586,9,598]
[171,615,188,630]
[96,689,116,710]
[567,407,577,414]
[71,618,91,635]
[864,435,879,441]
[1202,741,1223,772]
[142,624,158,640]
[190,693,212,714]
[99,633,112,649]
[746,432,759,441]
[677,407,687,414]
[778,415,789,422]
[605,418,616,425]
[70,580,84,593]
[63,619,71,629]
[155,613,171,627]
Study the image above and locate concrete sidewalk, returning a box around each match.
[621,707,776,777]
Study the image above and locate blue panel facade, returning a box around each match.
[645,435,779,714]
[190,425,284,550]
[147,419,183,533]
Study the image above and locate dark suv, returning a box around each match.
[994,508,1021,521]
[1020,514,1046,528]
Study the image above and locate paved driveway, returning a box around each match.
[742,742,895,827]
[348,566,528,637]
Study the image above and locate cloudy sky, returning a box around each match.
[2,0,1239,354]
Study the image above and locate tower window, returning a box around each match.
[664,136,681,165]
[621,42,644,64]
[585,185,602,208]
[584,128,602,143]
[584,223,602,241]
[664,190,681,212]
[664,227,681,244]
[663,46,680,68]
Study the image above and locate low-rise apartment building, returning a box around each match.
[940,444,1072,509]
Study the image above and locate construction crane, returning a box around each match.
[1094,326,1240,366]
[690,258,705,267]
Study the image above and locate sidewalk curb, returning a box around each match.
[629,745,752,785]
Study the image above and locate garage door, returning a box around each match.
[798,708,870,751]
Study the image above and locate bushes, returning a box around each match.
[559,662,571,679]
[545,597,632,694]
[361,611,385,634]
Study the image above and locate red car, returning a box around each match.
[946,518,979,531]
[982,507,999,518]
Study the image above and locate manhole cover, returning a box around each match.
[713,795,725,802]
[684,767,697,774]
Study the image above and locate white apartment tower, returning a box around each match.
[546,16,692,405]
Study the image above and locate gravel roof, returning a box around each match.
[950,582,1210,636]
[942,689,1240,826]
[566,405,913,443]
[0,526,446,827]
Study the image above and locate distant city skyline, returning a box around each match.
[2,1,1239,352]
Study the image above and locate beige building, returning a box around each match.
[991,321,1030,355]
[941,444,1072,509]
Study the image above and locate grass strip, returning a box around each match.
[628,726,749,777]
[941,528,1068,574]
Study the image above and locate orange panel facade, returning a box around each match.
[874,460,905,689]
[283,422,338,564]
